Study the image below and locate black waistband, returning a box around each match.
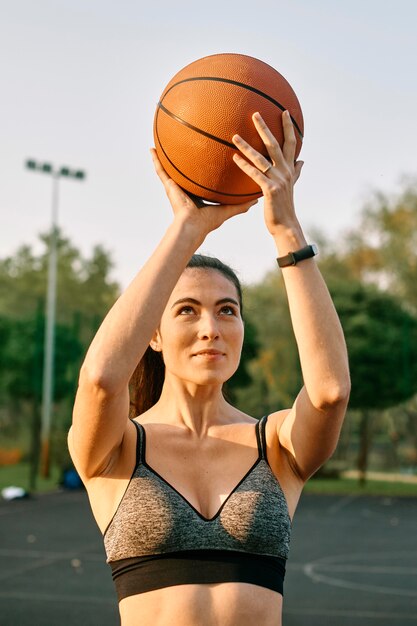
[110,550,286,601]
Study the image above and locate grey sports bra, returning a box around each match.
[103,415,291,599]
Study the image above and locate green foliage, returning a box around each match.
[0,307,43,403]
[0,230,120,455]
[328,272,417,410]
[315,183,417,478]
[343,177,417,312]
[0,461,61,493]
[0,229,119,328]
[226,316,260,399]
[233,272,300,416]
[304,476,417,497]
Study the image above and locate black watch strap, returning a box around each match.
[277,244,318,268]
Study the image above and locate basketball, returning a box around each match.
[153,53,304,205]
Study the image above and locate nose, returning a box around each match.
[197,313,220,340]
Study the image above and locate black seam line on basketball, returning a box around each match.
[158,102,236,149]
[155,112,260,198]
[160,76,303,140]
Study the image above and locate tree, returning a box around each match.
[342,177,417,312]
[328,278,417,483]
[0,230,120,488]
[329,280,417,410]
[0,304,84,488]
[0,229,119,326]
[319,179,417,482]
[226,315,260,402]
[233,271,301,417]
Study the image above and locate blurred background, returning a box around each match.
[1,0,417,496]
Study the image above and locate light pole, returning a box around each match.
[25,159,86,478]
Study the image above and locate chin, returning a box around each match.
[188,374,226,387]
[166,360,239,389]
[187,367,237,388]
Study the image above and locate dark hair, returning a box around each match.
[128,254,242,418]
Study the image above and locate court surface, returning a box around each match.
[1,489,416,625]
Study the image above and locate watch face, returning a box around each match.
[311,244,318,256]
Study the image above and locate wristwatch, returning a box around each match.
[277,244,318,268]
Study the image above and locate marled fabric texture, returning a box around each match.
[104,415,291,563]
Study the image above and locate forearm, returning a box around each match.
[81,218,204,392]
[273,223,350,409]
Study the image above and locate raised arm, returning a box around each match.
[69,155,257,480]
[232,112,350,481]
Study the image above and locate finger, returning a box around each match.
[232,134,272,174]
[151,148,193,208]
[232,152,271,187]
[282,110,297,164]
[293,160,304,184]
[251,112,285,167]
[150,148,171,185]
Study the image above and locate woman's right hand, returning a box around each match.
[151,148,258,238]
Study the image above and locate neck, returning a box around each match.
[154,375,233,437]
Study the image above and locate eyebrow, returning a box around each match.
[171,297,240,309]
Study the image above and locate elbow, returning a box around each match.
[330,378,351,406]
[313,377,351,412]
[78,362,124,397]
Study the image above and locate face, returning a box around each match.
[151,268,244,387]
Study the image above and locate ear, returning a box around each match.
[149,329,162,352]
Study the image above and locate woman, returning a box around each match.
[68,110,350,625]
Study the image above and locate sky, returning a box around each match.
[1,0,416,290]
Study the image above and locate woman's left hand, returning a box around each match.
[232,111,304,236]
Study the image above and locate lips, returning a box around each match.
[193,348,224,363]
[193,349,224,357]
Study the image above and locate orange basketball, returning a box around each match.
[153,53,304,205]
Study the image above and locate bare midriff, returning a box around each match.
[119,582,283,626]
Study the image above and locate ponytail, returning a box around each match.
[129,346,165,418]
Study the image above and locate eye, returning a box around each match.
[178,305,195,315]
[219,305,237,316]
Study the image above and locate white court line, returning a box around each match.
[312,564,417,575]
[304,565,417,598]
[0,543,106,582]
[304,550,417,598]
[326,494,358,515]
[0,557,62,583]
[305,549,417,565]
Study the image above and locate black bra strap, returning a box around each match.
[255,419,262,458]
[258,415,269,462]
[132,420,144,466]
